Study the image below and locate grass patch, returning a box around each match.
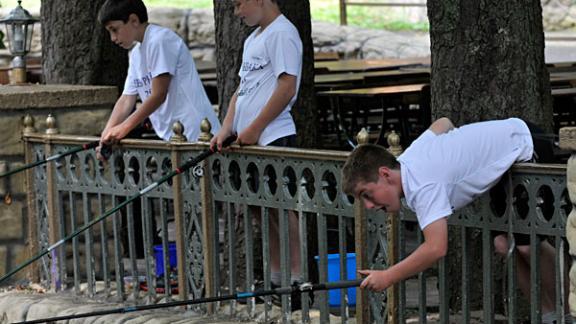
[186,0,429,31]
[0,0,429,31]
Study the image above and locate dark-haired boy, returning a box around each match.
[97,0,220,158]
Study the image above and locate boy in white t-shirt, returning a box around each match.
[96,0,220,156]
[342,117,560,319]
[210,0,305,309]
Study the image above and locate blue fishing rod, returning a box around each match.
[13,279,364,324]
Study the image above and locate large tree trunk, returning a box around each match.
[428,0,553,131]
[213,0,317,148]
[41,0,127,87]
[427,0,553,316]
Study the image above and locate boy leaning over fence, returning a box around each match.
[342,117,568,322]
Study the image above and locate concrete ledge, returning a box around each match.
[560,127,576,151]
[0,84,117,109]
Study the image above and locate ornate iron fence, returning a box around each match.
[22,117,572,323]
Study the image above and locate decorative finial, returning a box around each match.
[387,130,403,157]
[45,114,59,135]
[22,114,36,135]
[356,127,369,145]
[197,118,213,142]
[170,121,187,142]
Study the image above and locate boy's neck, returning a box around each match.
[258,9,281,31]
[135,22,150,43]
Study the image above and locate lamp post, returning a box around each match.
[0,0,38,84]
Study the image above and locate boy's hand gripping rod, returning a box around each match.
[12,279,364,324]
[0,141,110,179]
[0,136,236,286]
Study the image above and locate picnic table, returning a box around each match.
[317,83,430,149]
[194,60,217,74]
[552,87,576,132]
[314,56,430,74]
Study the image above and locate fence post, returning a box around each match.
[339,0,348,25]
[386,130,403,324]
[197,119,217,314]
[44,114,61,291]
[354,128,369,323]
[170,121,188,302]
[22,114,40,283]
[560,127,576,317]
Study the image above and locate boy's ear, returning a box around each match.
[128,13,141,25]
[377,166,390,178]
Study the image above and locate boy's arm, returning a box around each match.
[102,94,138,137]
[210,88,239,151]
[101,73,171,144]
[359,217,448,292]
[429,117,455,135]
[236,73,297,145]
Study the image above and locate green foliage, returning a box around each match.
[187,0,429,31]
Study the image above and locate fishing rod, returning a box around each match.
[0,140,109,179]
[13,279,364,324]
[0,136,236,285]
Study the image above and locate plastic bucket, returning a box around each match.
[315,253,357,307]
[153,243,177,277]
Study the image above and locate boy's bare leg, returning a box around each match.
[517,241,558,313]
[495,235,558,314]
[268,209,302,281]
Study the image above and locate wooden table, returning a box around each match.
[552,87,576,131]
[550,71,576,88]
[194,60,216,74]
[317,83,430,149]
[314,68,431,92]
[314,56,430,74]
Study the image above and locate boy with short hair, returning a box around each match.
[210,0,304,307]
[97,0,220,154]
[343,117,559,318]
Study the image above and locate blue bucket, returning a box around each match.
[153,243,177,277]
[315,253,357,307]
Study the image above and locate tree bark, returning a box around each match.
[41,0,127,87]
[428,0,552,131]
[213,0,317,148]
[427,0,553,314]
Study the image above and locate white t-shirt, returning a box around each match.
[123,24,221,141]
[234,15,302,145]
[398,118,533,230]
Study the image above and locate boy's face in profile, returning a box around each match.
[233,0,264,27]
[353,167,402,213]
[104,14,139,49]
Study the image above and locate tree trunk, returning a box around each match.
[41,0,127,87]
[428,0,553,131]
[213,0,317,148]
[427,0,553,315]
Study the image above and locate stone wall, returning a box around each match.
[0,85,117,282]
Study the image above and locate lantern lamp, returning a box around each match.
[0,1,38,84]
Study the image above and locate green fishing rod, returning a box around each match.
[0,140,104,179]
[13,279,364,324]
[0,136,236,286]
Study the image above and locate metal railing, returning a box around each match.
[21,116,572,323]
